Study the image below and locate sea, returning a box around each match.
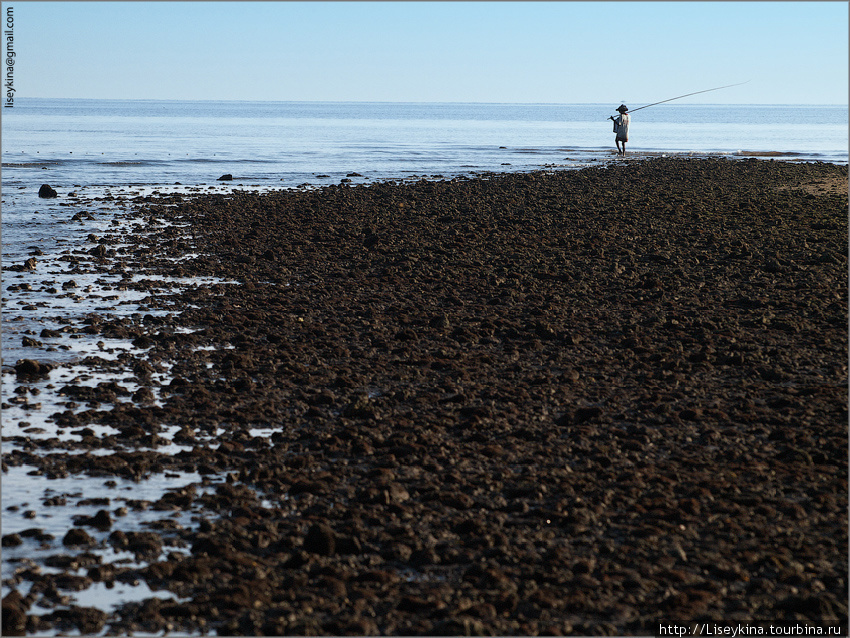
[1,99,847,628]
[3,99,848,188]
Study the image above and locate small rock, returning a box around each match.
[62,528,95,546]
[90,510,113,530]
[132,336,153,349]
[679,408,702,421]
[38,184,58,198]
[108,530,129,549]
[132,387,156,403]
[386,482,410,504]
[1,598,27,636]
[217,174,233,181]
[125,531,163,556]
[429,314,450,330]
[303,523,336,556]
[14,359,53,377]
[1,534,23,547]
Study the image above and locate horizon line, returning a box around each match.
[11,97,849,108]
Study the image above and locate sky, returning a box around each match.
[6,1,848,104]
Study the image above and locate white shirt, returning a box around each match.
[615,113,630,140]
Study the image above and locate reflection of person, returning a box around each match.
[608,104,630,156]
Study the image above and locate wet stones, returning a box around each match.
[42,606,107,635]
[125,532,163,557]
[62,528,95,547]
[1,593,28,636]
[14,359,53,377]
[73,509,113,531]
[7,158,848,636]
[132,387,156,403]
[131,335,154,349]
[2,533,23,547]
[88,244,109,258]
[58,381,130,404]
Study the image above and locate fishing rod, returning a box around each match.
[613,80,750,115]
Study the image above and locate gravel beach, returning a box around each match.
[2,157,847,635]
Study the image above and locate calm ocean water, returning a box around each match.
[3,98,848,190]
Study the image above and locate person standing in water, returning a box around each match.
[609,104,630,156]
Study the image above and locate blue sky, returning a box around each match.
[7,1,848,104]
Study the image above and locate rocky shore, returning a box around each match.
[2,157,848,635]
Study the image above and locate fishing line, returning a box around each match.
[622,80,750,114]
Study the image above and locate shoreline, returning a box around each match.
[2,156,848,635]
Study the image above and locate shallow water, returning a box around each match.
[0,182,252,624]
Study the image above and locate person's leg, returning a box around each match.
[622,142,626,156]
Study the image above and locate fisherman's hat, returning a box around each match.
[616,104,629,112]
